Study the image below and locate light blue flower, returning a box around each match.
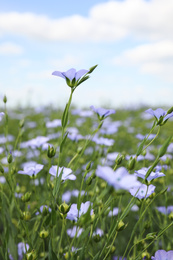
[49,166,76,181]
[18,163,44,177]
[52,68,89,88]
[90,105,115,120]
[129,184,155,199]
[135,167,165,181]
[151,249,173,260]
[145,108,173,124]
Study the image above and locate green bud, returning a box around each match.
[136,138,146,156]
[77,146,83,155]
[3,95,7,103]
[93,234,101,243]
[88,64,98,74]
[21,211,31,221]
[39,229,49,239]
[26,250,37,260]
[7,153,13,164]
[0,163,4,173]
[146,232,157,240]
[115,154,124,165]
[11,166,17,175]
[141,252,150,260]
[19,119,25,128]
[167,106,173,114]
[22,192,32,203]
[157,116,164,125]
[127,157,136,170]
[47,145,56,158]
[116,220,127,231]
[59,202,71,214]
[86,176,93,186]
[169,212,173,220]
[158,136,172,158]
[86,161,92,171]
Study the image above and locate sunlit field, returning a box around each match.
[0,66,173,260]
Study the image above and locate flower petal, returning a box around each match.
[52,71,65,79]
[75,69,89,80]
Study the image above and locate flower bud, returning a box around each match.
[77,146,83,155]
[93,234,101,243]
[47,145,56,158]
[141,251,150,260]
[59,202,71,214]
[3,95,7,103]
[39,229,49,239]
[19,119,25,128]
[21,211,31,221]
[167,106,173,114]
[115,154,124,165]
[7,153,13,164]
[86,161,92,171]
[116,220,127,231]
[127,157,136,170]
[26,250,37,260]
[22,192,32,203]
[0,163,4,173]
[146,232,157,240]
[169,212,173,220]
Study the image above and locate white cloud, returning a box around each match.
[0,0,173,42]
[114,41,173,81]
[0,42,23,55]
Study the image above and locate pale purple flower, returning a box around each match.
[18,242,29,259]
[156,206,173,215]
[49,166,76,181]
[62,190,85,203]
[21,136,49,149]
[90,105,115,119]
[0,112,5,121]
[66,201,93,222]
[96,166,141,190]
[67,226,83,238]
[93,228,104,237]
[0,176,6,184]
[18,163,44,177]
[92,136,114,146]
[46,119,61,128]
[145,108,173,123]
[129,184,156,199]
[135,167,165,181]
[52,68,89,87]
[36,205,52,215]
[108,207,120,217]
[151,250,173,260]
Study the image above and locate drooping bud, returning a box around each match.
[21,211,31,221]
[116,220,127,231]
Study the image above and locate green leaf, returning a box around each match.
[61,103,69,128]
[60,132,68,153]
[49,239,58,260]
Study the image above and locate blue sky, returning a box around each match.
[0,0,173,109]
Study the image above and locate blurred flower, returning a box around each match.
[151,249,173,260]
[145,108,173,124]
[49,166,76,181]
[46,119,61,128]
[66,201,93,222]
[129,184,155,199]
[135,167,165,181]
[18,163,44,177]
[90,105,115,119]
[156,206,173,215]
[96,166,141,190]
[0,112,5,121]
[92,136,114,146]
[67,226,83,238]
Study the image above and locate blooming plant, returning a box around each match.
[0,65,173,260]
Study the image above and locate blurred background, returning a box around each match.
[0,0,173,109]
